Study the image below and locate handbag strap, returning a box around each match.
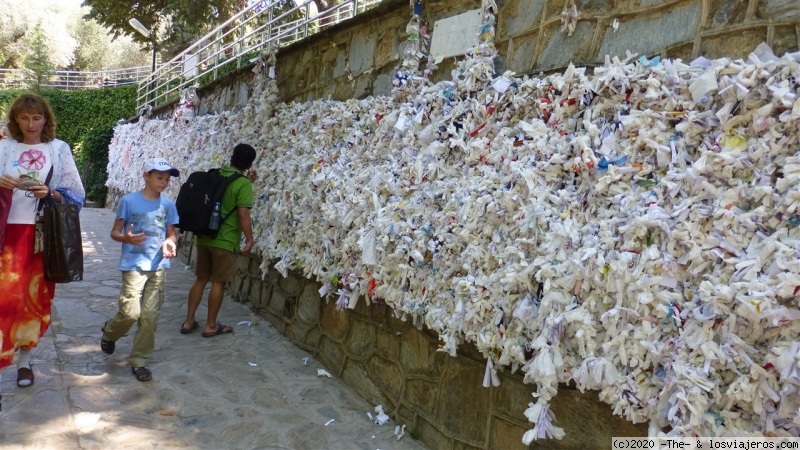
[36,166,55,213]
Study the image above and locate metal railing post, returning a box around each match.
[305,2,310,39]
[214,30,221,79]
[237,21,244,69]
[268,2,273,45]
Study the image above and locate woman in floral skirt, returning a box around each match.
[0,93,84,409]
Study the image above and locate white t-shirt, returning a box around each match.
[5,142,53,224]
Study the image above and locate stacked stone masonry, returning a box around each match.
[170,0,799,115]
[228,250,648,449]
[126,0,800,448]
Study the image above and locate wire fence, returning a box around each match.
[0,66,152,90]
[136,0,383,109]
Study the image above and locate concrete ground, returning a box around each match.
[0,207,428,450]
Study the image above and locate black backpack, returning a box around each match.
[175,168,243,238]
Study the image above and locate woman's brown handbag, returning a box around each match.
[41,192,83,283]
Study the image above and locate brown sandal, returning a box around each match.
[180,320,199,334]
[101,322,115,354]
[201,324,233,338]
[131,366,152,382]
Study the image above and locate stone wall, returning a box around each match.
[226,248,648,449]
[156,0,799,117]
[497,0,799,75]
[100,194,648,449]
[122,0,800,447]
[148,66,257,120]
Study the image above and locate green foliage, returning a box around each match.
[75,126,114,205]
[70,17,152,71]
[38,85,138,147]
[0,1,80,70]
[71,18,111,71]
[0,85,138,201]
[24,24,54,90]
[83,0,249,59]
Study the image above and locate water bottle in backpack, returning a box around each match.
[209,202,221,231]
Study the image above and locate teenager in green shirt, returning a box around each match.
[181,144,257,337]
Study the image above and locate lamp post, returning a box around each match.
[128,18,157,73]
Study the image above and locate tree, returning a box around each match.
[71,19,108,71]
[70,13,150,71]
[24,23,55,89]
[0,0,78,69]
[104,38,153,70]
[82,0,250,60]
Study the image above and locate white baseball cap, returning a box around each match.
[142,157,180,177]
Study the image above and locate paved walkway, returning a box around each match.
[0,207,428,450]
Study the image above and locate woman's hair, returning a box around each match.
[6,93,57,142]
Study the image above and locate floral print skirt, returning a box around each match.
[0,224,55,370]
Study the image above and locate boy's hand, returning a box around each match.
[123,224,147,246]
[245,168,258,182]
[162,239,177,258]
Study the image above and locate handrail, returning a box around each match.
[0,66,151,90]
[136,0,383,109]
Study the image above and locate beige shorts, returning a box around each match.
[194,245,237,283]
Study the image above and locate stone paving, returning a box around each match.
[0,207,428,450]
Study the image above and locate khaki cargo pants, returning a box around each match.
[102,270,166,368]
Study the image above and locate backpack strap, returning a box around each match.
[217,171,245,227]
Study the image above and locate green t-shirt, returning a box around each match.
[196,165,253,252]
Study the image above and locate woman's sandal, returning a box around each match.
[17,366,34,387]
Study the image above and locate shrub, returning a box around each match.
[75,126,114,206]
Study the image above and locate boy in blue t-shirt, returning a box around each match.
[100,158,180,382]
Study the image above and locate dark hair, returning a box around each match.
[6,93,57,142]
[230,143,256,170]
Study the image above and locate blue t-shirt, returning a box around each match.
[116,191,179,271]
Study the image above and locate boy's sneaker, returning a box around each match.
[131,366,152,382]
